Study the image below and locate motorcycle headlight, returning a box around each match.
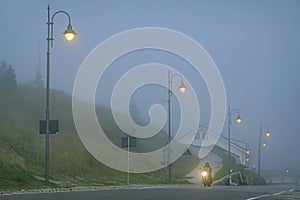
[201,171,208,177]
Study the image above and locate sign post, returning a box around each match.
[121,136,136,185]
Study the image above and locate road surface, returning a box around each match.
[0,185,299,200]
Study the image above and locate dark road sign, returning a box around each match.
[122,137,136,148]
[39,120,59,134]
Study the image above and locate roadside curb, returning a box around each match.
[0,184,198,196]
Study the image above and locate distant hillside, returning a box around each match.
[0,84,199,190]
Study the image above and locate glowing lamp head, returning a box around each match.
[236,115,242,124]
[265,130,271,137]
[62,24,77,41]
[246,150,250,154]
[201,171,208,177]
[178,84,187,93]
[262,143,267,147]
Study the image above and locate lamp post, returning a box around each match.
[45,5,77,182]
[167,71,186,182]
[227,107,242,186]
[257,123,271,176]
[245,149,251,167]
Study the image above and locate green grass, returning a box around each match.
[0,84,198,191]
[0,162,56,191]
[212,146,247,180]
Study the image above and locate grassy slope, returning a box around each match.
[0,162,56,191]
[0,84,198,190]
[212,146,247,180]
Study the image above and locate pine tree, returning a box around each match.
[0,60,8,88]
[0,60,17,91]
[5,65,17,90]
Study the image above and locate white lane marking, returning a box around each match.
[245,188,295,200]
[245,194,269,200]
[273,191,285,195]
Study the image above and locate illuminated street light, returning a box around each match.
[62,24,77,41]
[178,83,187,93]
[43,5,77,183]
[258,123,271,176]
[236,115,242,124]
[167,72,187,182]
[266,130,271,137]
[227,107,243,186]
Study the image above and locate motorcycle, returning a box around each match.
[200,163,213,187]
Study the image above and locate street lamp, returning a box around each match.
[227,107,242,186]
[257,123,271,176]
[266,130,271,137]
[62,25,77,41]
[44,5,77,182]
[167,71,186,182]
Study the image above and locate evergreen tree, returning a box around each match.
[0,60,17,91]
[0,60,8,88]
[0,60,7,79]
[5,65,17,90]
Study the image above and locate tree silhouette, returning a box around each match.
[0,60,17,91]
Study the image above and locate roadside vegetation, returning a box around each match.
[212,146,247,181]
[0,64,198,191]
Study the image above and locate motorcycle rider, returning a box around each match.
[200,162,213,187]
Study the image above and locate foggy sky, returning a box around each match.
[1,0,300,170]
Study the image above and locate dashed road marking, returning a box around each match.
[245,188,295,200]
[273,191,286,195]
[245,194,270,200]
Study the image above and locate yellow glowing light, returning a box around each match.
[178,85,187,93]
[62,25,77,41]
[265,131,271,137]
[201,171,208,177]
[64,33,75,41]
[262,143,267,147]
[236,116,242,124]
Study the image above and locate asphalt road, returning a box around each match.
[1,185,299,200]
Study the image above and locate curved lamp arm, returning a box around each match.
[169,73,187,94]
[48,5,77,47]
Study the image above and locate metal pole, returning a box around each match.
[127,137,130,185]
[167,71,172,182]
[45,5,51,183]
[258,123,262,176]
[228,107,232,186]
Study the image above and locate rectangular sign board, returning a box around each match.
[39,120,59,134]
[121,137,136,148]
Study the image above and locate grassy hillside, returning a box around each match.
[212,146,247,181]
[0,84,199,190]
